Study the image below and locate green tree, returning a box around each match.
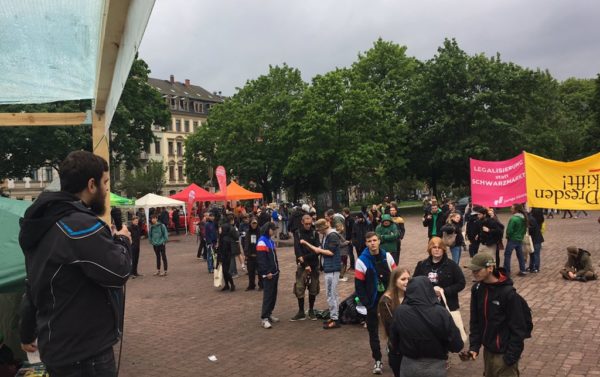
[109,58,171,170]
[185,64,307,201]
[584,74,600,155]
[118,160,166,197]
[285,68,382,209]
[349,39,420,195]
[0,100,92,177]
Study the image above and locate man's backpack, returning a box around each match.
[512,290,533,338]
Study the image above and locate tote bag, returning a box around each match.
[441,291,468,343]
[213,264,224,288]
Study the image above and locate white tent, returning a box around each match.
[135,193,187,234]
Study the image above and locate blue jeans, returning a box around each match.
[450,246,462,265]
[529,243,542,271]
[207,244,215,273]
[504,240,526,274]
[47,348,116,377]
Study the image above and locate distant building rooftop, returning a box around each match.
[149,75,224,103]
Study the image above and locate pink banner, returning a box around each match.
[215,166,227,196]
[470,153,527,207]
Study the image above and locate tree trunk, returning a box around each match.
[330,172,339,211]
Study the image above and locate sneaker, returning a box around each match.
[518,271,528,276]
[245,286,255,291]
[289,311,306,321]
[269,316,280,323]
[261,319,272,329]
[308,310,317,321]
[162,271,168,277]
[323,319,340,329]
[372,360,383,375]
[153,271,161,276]
[339,276,349,282]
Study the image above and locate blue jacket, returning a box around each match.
[204,220,218,245]
[256,235,279,277]
[355,248,396,309]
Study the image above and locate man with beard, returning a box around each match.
[19,151,132,377]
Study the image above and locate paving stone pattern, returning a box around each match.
[117,212,600,377]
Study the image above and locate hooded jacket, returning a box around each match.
[375,216,399,253]
[18,191,131,367]
[565,248,595,276]
[469,271,528,366]
[506,213,527,241]
[390,276,463,360]
[243,224,261,258]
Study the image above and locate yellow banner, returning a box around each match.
[525,152,600,210]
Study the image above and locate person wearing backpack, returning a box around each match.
[441,212,465,264]
[465,252,531,377]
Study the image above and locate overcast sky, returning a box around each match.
[138,0,599,96]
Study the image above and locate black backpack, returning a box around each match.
[512,290,533,338]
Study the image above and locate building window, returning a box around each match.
[169,166,175,181]
[30,169,39,181]
[45,167,53,181]
[177,142,183,156]
[170,97,176,110]
[155,141,161,154]
[184,120,190,133]
[168,141,174,156]
[178,166,184,182]
[175,120,181,132]
[194,102,203,113]
[167,120,173,131]
[193,121,198,132]
[179,98,186,111]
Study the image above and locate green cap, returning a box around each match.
[381,214,392,222]
[468,252,496,271]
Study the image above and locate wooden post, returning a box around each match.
[92,110,111,224]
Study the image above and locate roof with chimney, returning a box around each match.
[148,76,225,103]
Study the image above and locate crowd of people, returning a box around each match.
[184,196,539,377]
[13,150,598,377]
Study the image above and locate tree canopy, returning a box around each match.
[182,38,598,202]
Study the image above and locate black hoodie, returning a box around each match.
[389,276,464,360]
[19,191,131,367]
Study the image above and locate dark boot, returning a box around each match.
[221,285,230,291]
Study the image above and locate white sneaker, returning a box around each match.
[339,276,349,282]
[372,360,383,374]
[261,319,272,329]
[269,316,280,323]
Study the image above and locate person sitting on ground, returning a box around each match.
[560,246,597,282]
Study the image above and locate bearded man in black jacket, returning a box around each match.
[19,151,132,377]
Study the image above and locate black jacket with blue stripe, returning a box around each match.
[18,191,131,367]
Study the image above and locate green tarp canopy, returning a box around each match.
[110,192,135,206]
[0,197,29,293]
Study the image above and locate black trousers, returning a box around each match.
[197,237,206,258]
[46,347,116,377]
[131,242,140,275]
[367,304,382,361]
[153,244,167,271]
[221,257,234,288]
[247,257,262,288]
[261,274,279,319]
[388,352,401,377]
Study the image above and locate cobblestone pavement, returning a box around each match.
[118,212,600,377]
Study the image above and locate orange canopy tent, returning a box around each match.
[223,181,263,200]
[169,183,225,202]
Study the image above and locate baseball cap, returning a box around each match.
[468,252,496,271]
[381,214,392,222]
